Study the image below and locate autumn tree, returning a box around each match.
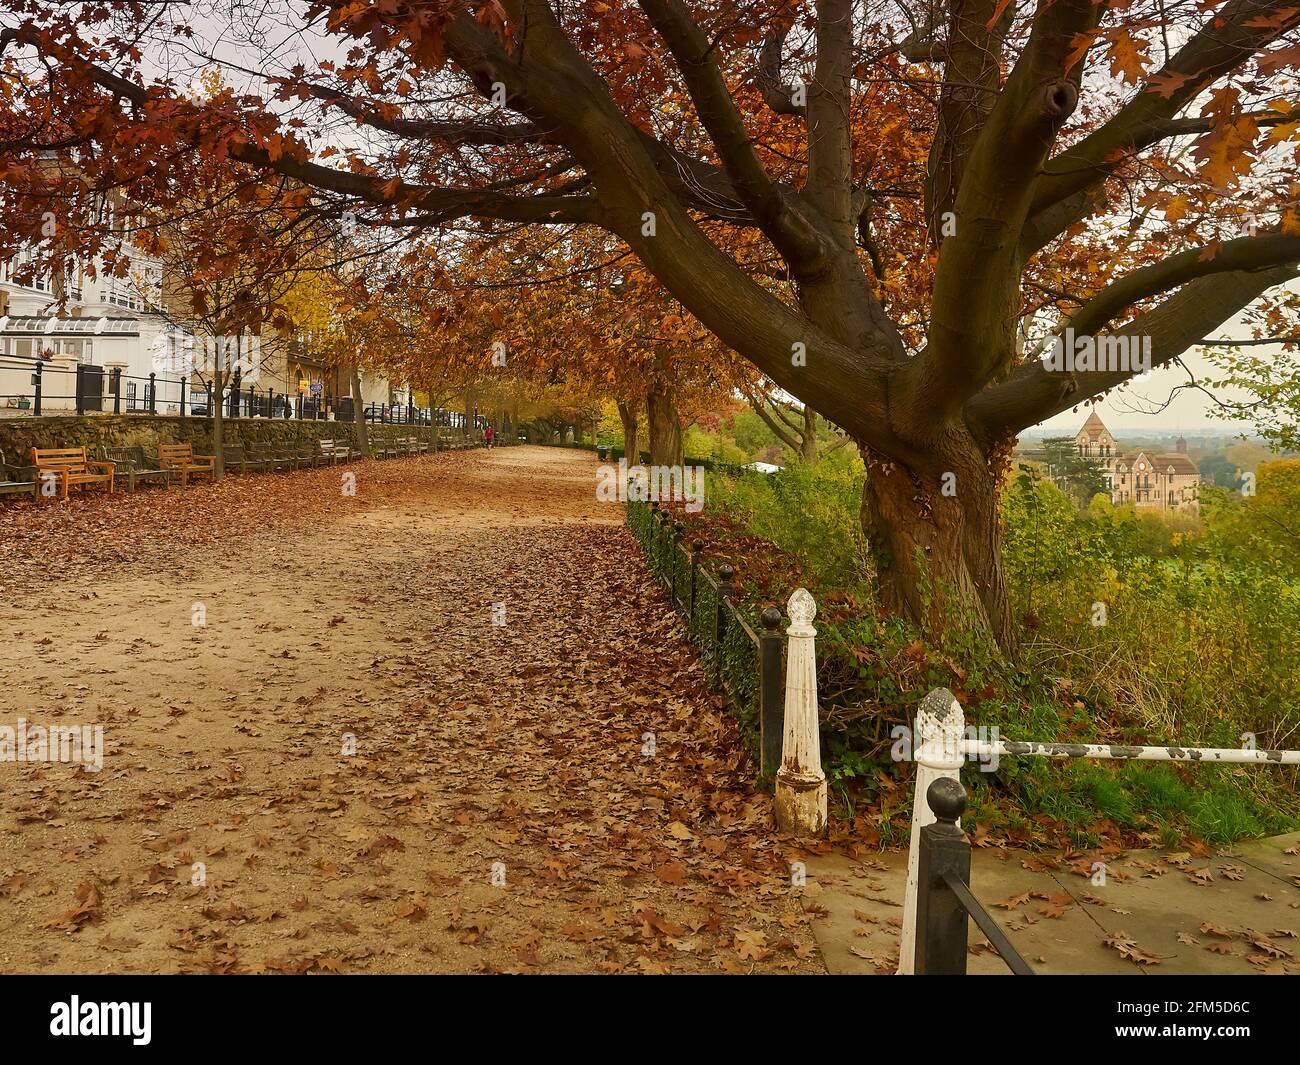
[738,377,851,462]
[1199,285,1300,449]
[4,0,1300,646]
[141,170,335,477]
[416,225,753,463]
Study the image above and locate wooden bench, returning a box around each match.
[30,447,115,499]
[249,442,297,471]
[104,446,171,492]
[291,442,321,469]
[221,444,269,475]
[0,449,37,498]
[317,439,353,465]
[157,442,215,486]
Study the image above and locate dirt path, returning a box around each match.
[0,446,824,974]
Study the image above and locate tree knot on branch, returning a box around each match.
[469,64,504,101]
[1040,81,1080,123]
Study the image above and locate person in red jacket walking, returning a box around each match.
[484,424,495,449]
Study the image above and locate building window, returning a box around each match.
[54,339,93,360]
[106,276,143,310]
[7,249,51,292]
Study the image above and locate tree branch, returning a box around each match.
[1067,232,1300,340]
[637,0,830,274]
[1022,0,1300,256]
[923,0,1020,238]
[966,264,1300,435]
[755,28,805,116]
[771,397,806,434]
[904,0,1096,423]
[804,0,855,241]
[290,81,551,144]
[746,393,804,452]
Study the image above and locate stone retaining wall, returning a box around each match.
[0,415,465,460]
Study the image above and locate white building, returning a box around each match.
[0,237,172,414]
[1,239,394,419]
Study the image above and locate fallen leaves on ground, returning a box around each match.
[1103,931,1163,966]
[0,448,824,974]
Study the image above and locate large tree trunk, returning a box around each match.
[646,384,683,467]
[616,399,639,463]
[351,368,370,459]
[858,435,1013,650]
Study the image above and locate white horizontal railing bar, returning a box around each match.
[959,739,1300,765]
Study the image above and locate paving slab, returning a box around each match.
[1229,831,1300,885]
[1044,849,1300,974]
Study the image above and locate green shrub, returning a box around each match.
[669,458,1300,845]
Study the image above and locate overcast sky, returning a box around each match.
[1033,289,1300,436]
[1035,346,1253,435]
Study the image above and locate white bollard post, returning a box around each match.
[897,687,965,975]
[774,588,827,838]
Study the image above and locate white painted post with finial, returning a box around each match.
[774,588,827,838]
[897,687,965,974]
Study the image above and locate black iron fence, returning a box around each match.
[906,691,1300,975]
[0,357,183,415]
[579,441,750,479]
[631,487,1031,970]
[0,357,495,428]
[626,496,785,777]
[362,402,488,428]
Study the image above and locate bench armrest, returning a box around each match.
[87,461,115,473]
